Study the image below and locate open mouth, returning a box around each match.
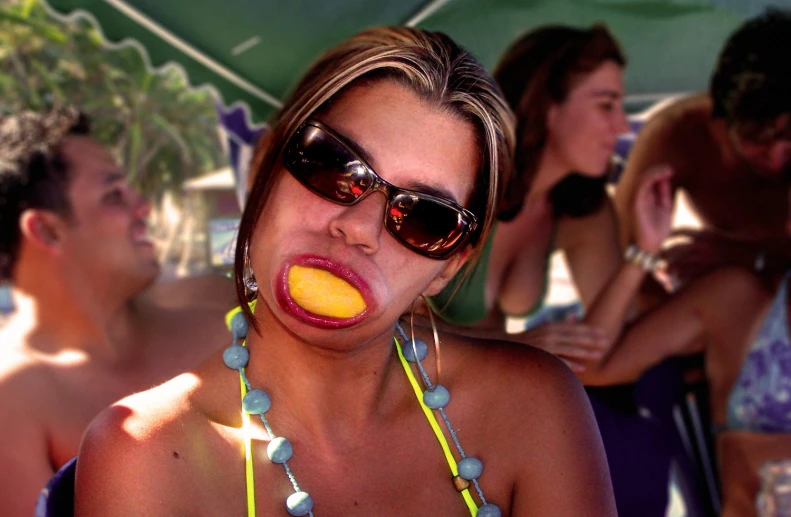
[276,255,374,329]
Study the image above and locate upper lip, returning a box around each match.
[291,254,371,296]
[131,221,150,243]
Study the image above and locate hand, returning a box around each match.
[515,318,609,372]
[659,228,749,288]
[633,165,673,253]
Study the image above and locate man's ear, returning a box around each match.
[423,246,474,297]
[19,209,67,253]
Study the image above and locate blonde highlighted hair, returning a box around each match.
[234,27,515,321]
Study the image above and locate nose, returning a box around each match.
[328,192,386,255]
[132,191,151,219]
[613,106,630,135]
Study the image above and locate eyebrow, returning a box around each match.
[102,171,126,185]
[329,124,461,203]
[590,89,623,100]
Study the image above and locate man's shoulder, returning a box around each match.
[0,334,57,425]
[142,274,237,312]
[642,94,713,143]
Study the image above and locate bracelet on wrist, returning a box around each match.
[624,244,661,272]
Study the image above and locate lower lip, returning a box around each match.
[275,255,374,329]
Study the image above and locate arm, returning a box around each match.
[578,267,763,386]
[0,381,54,516]
[570,167,673,347]
[75,405,181,517]
[557,196,621,311]
[613,113,681,250]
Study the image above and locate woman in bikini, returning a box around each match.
[429,24,675,516]
[581,186,791,516]
[74,27,616,516]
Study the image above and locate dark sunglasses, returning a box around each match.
[281,120,478,259]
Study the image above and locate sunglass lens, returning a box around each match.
[388,193,469,257]
[283,125,371,204]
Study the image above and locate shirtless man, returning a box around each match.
[615,8,791,291]
[0,108,236,515]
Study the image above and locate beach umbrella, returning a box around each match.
[42,0,791,124]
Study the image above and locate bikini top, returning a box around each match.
[726,272,791,433]
[225,304,486,516]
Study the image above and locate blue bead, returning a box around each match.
[267,437,293,464]
[477,503,502,517]
[423,384,450,409]
[242,389,271,414]
[222,345,249,369]
[286,491,313,516]
[230,311,249,339]
[403,338,428,362]
[458,457,483,480]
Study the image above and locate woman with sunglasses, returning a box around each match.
[73,27,616,516]
[428,25,676,516]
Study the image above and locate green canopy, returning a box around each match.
[42,0,791,123]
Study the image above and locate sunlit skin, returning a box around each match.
[0,135,236,516]
[74,81,615,517]
[615,94,791,298]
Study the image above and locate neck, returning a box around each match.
[527,146,569,202]
[10,261,142,361]
[242,300,407,441]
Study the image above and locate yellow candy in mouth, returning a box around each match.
[287,265,367,318]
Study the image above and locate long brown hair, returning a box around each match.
[494,24,625,221]
[234,27,515,329]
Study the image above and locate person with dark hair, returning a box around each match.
[427,24,678,516]
[615,8,791,296]
[74,27,616,516]
[430,24,671,369]
[0,108,236,515]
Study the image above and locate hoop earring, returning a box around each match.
[243,258,258,294]
[409,294,442,388]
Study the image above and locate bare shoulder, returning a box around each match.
[0,333,56,421]
[642,93,710,135]
[440,334,616,514]
[144,273,237,311]
[77,374,204,514]
[444,333,591,423]
[632,93,713,170]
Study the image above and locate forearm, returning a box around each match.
[582,259,647,346]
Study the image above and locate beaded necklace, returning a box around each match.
[223,304,502,516]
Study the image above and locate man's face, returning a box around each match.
[732,113,791,181]
[59,135,159,293]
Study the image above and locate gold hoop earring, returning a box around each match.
[409,294,442,388]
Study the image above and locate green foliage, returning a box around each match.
[0,0,226,200]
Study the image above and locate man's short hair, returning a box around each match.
[0,107,90,281]
[710,8,791,128]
